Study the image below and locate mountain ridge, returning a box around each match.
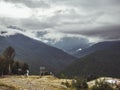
[0,33,77,74]
[60,40,120,78]
[73,40,120,57]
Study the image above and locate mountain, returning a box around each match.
[47,37,90,55]
[28,30,91,55]
[0,30,76,74]
[73,40,120,58]
[60,41,120,78]
[6,26,91,55]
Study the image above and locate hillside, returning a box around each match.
[0,33,76,74]
[73,40,120,58]
[0,75,119,90]
[0,75,73,90]
[60,42,120,78]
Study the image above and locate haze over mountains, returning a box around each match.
[0,29,76,74]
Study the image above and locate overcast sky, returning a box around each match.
[0,0,120,43]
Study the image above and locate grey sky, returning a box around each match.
[0,0,120,43]
[4,0,50,8]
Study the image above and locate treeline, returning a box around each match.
[0,46,29,76]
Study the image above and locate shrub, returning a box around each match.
[71,77,88,90]
[61,81,71,88]
[91,79,114,90]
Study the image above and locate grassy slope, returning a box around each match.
[0,75,73,90]
[0,75,119,90]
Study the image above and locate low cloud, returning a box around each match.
[61,25,120,41]
[0,0,120,43]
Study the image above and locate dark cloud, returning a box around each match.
[0,17,56,30]
[0,0,120,43]
[50,0,120,8]
[62,25,120,40]
[20,18,56,30]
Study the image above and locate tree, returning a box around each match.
[22,63,29,74]
[0,56,5,76]
[0,55,11,75]
[12,61,21,74]
[2,46,15,74]
[3,46,15,60]
[0,46,29,75]
[12,61,29,75]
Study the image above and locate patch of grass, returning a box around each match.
[61,81,71,88]
[0,82,18,90]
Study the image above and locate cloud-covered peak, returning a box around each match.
[0,26,21,36]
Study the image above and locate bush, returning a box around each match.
[71,77,88,90]
[61,81,71,88]
[91,79,114,90]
